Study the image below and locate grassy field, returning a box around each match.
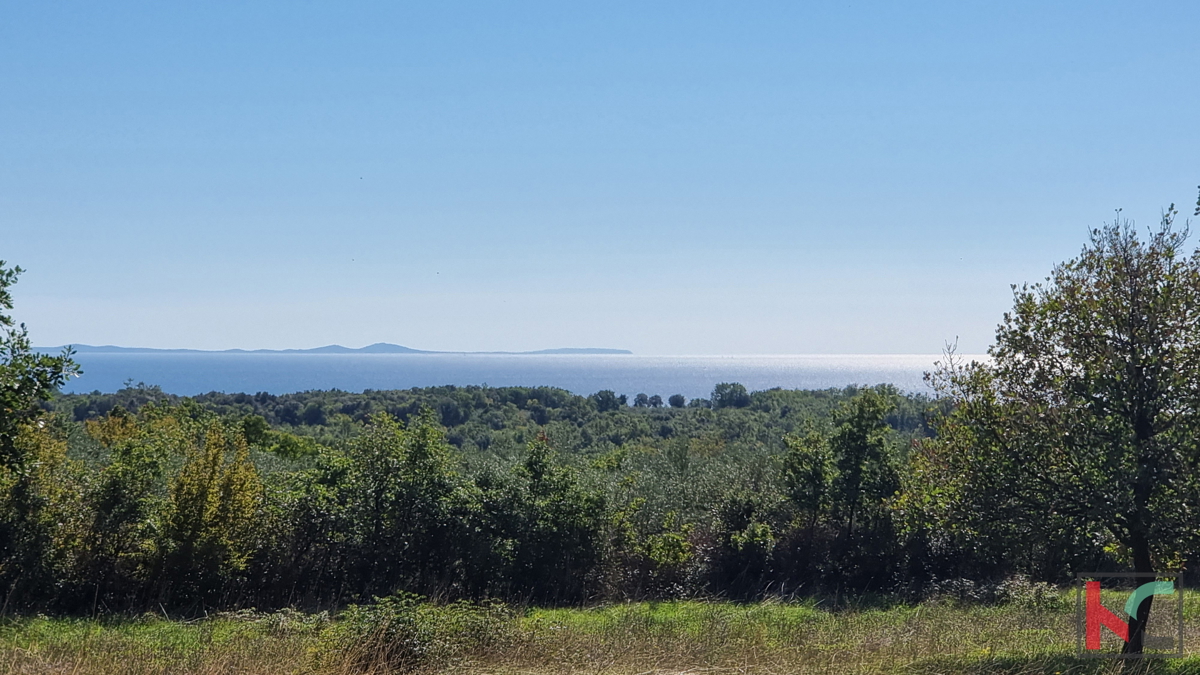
[4,595,1200,675]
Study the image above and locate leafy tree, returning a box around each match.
[301,401,327,426]
[826,388,900,537]
[340,410,463,597]
[711,383,750,409]
[240,414,319,458]
[668,394,686,408]
[710,490,778,598]
[783,387,900,585]
[77,407,172,607]
[783,422,833,536]
[161,419,263,602]
[239,414,272,446]
[0,262,78,466]
[590,390,622,412]
[918,211,1200,653]
[633,393,650,408]
[648,395,663,408]
[0,262,80,608]
[0,421,82,608]
[483,432,604,602]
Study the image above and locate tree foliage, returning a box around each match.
[0,262,80,608]
[915,212,1200,651]
[712,383,751,409]
[0,262,77,465]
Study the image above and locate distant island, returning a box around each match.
[39,343,633,356]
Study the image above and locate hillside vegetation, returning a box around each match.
[0,380,1117,615]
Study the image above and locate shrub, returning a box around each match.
[924,575,1064,611]
[994,575,1065,611]
[317,593,516,673]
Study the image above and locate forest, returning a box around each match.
[12,380,951,613]
[0,366,1162,615]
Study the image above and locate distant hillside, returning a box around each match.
[40,343,633,355]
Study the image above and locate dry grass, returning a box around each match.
[3,596,1200,675]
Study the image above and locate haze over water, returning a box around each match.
[59,353,979,399]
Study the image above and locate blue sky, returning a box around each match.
[4,1,1199,354]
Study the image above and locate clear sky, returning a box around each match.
[4,2,1199,354]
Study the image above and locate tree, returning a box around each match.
[339,410,463,597]
[590,390,622,412]
[474,432,603,602]
[823,387,899,540]
[0,262,79,607]
[0,262,78,466]
[79,407,171,608]
[648,394,663,408]
[711,382,750,409]
[919,209,1200,654]
[668,394,686,408]
[0,420,82,608]
[633,393,650,408]
[784,387,900,586]
[783,422,833,535]
[162,418,263,602]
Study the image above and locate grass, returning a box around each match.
[3,595,1200,674]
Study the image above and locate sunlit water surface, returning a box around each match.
[59,353,988,399]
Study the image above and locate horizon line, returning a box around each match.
[39,343,990,358]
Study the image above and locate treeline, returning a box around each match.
[52,382,933,459]
[0,380,1129,616]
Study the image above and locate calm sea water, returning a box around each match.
[58,353,978,399]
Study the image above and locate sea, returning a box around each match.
[55,353,983,399]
